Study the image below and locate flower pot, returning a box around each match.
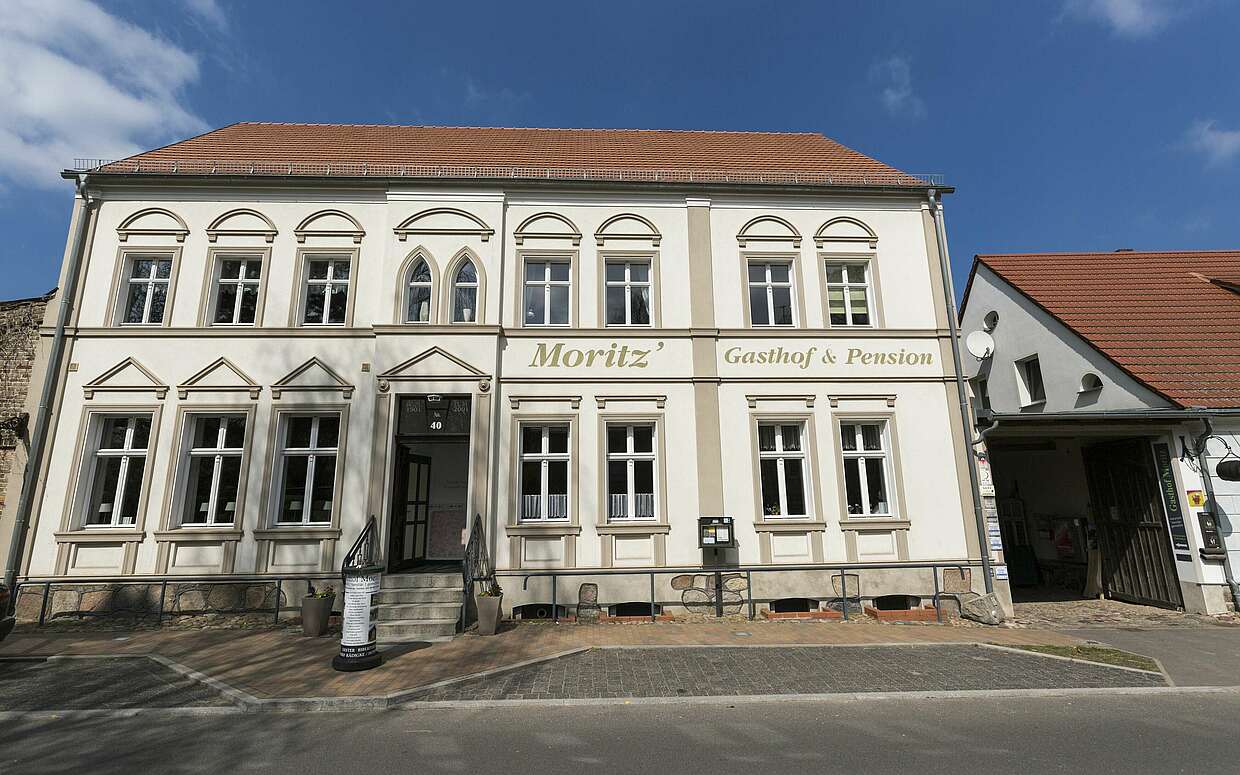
[301,594,335,637]
[475,594,503,636]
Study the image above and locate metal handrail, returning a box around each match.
[461,513,494,631]
[342,515,379,572]
[501,560,981,624]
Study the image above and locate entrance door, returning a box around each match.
[1083,439,1184,609]
[389,447,432,572]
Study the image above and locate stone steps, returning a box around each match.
[374,572,463,643]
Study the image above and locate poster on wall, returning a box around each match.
[1152,442,1191,551]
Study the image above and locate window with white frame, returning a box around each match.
[1016,355,1046,405]
[604,260,651,326]
[518,424,569,521]
[275,414,340,524]
[747,261,794,326]
[181,415,246,526]
[452,259,479,322]
[405,257,433,323]
[523,260,570,325]
[211,256,262,325]
[606,424,656,520]
[840,421,893,517]
[757,423,808,518]
[83,415,152,526]
[824,261,872,326]
[119,256,172,325]
[301,256,351,325]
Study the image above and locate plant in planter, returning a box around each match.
[301,583,336,637]
[474,578,504,636]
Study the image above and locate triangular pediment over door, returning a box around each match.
[376,346,490,392]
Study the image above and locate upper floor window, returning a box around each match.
[604,260,651,326]
[519,424,570,521]
[301,256,351,326]
[825,261,871,326]
[405,257,433,323]
[83,415,152,527]
[523,259,571,326]
[120,257,172,325]
[840,421,892,517]
[452,260,479,323]
[182,415,246,526]
[1016,355,1046,406]
[275,414,340,525]
[748,261,794,326]
[211,256,262,325]
[757,423,808,518]
[606,424,656,520]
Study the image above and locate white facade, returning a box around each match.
[962,264,1238,614]
[10,177,987,617]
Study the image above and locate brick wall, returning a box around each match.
[0,292,52,510]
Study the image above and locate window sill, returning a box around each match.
[54,529,145,543]
[1019,399,1046,409]
[839,519,910,531]
[506,523,581,537]
[596,523,670,535]
[753,520,826,533]
[154,528,243,542]
[252,527,341,541]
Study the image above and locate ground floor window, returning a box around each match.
[83,415,152,526]
[840,421,892,516]
[181,415,246,526]
[519,424,569,521]
[276,414,339,524]
[757,422,808,518]
[606,423,656,520]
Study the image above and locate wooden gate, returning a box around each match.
[1083,439,1183,609]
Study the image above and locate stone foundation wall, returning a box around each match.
[12,578,335,622]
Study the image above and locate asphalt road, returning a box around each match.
[1063,626,1240,686]
[3,692,1238,775]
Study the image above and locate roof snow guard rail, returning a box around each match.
[70,158,945,188]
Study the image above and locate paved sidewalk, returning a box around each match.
[404,645,1165,702]
[0,656,232,710]
[0,619,1084,700]
[1064,627,1240,686]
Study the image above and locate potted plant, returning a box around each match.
[474,578,504,636]
[301,583,335,637]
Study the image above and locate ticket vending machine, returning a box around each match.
[698,516,737,617]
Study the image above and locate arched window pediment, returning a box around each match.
[594,213,661,247]
[394,208,494,242]
[117,208,190,243]
[814,217,878,250]
[514,212,581,246]
[736,215,801,248]
[294,209,365,243]
[206,208,278,243]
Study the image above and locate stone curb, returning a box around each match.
[976,643,1169,679]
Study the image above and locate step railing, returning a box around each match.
[461,513,494,631]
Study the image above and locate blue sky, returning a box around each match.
[2,0,1238,300]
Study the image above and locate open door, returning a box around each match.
[388,446,432,572]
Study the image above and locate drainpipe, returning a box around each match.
[4,176,94,601]
[928,190,994,593]
[1193,419,1240,611]
[485,196,508,565]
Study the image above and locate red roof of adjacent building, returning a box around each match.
[83,123,932,188]
[968,251,1240,409]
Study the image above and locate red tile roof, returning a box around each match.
[971,251,1240,408]
[85,123,931,188]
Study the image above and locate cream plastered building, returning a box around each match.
[5,124,989,624]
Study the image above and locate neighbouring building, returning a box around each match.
[961,250,1240,614]
[7,123,995,635]
[0,291,55,545]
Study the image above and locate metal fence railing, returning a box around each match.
[502,560,982,624]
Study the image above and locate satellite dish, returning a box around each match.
[966,330,995,361]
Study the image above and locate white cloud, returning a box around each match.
[1184,120,1240,167]
[870,56,926,120]
[0,0,208,189]
[184,0,228,32]
[1060,0,1178,38]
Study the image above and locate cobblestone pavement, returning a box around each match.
[402,645,1165,702]
[1011,597,1240,629]
[0,656,233,710]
